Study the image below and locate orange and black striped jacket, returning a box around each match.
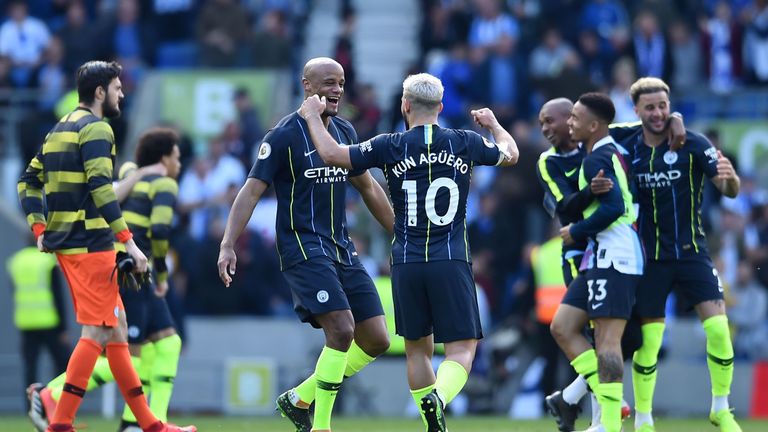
[18,107,132,253]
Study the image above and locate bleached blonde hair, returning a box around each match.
[630,77,670,105]
[402,73,443,112]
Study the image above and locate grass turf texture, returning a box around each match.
[1,416,767,431]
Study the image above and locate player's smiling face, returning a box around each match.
[539,107,570,148]
[304,63,345,117]
[635,91,670,136]
[567,102,592,142]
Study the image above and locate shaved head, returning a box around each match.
[540,98,573,118]
[301,57,345,118]
[539,98,574,149]
[302,57,343,81]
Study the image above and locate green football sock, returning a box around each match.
[49,356,119,402]
[703,315,734,397]
[313,346,347,430]
[570,349,600,398]
[434,360,468,405]
[598,382,623,432]
[632,322,665,415]
[293,341,376,405]
[410,384,434,429]
[149,335,181,422]
[122,349,154,423]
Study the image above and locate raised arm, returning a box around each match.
[218,178,269,287]
[349,172,394,234]
[298,95,353,169]
[470,107,519,166]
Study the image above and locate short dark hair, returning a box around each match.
[577,92,615,124]
[76,61,122,105]
[135,127,179,167]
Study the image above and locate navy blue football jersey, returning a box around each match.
[249,112,364,270]
[625,130,719,260]
[348,124,503,264]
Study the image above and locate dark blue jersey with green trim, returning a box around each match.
[348,124,503,265]
[536,146,589,256]
[248,112,363,270]
[626,130,719,261]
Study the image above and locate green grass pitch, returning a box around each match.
[1,416,767,431]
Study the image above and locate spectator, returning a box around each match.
[577,29,612,87]
[350,83,381,141]
[468,0,524,124]
[630,10,672,81]
[196,0,251,67]
[232,88,264,164]
[669,19,704,92]
[435,43,473,128]
[701,1,743,93]
[743,0,768,84]
[745,197,768,288]
[57,1,99,77]
[609,57,638,123]
[251,9,292,69]
[728,262,768,359]
[31,35,67,114]
[104,0,156,96]
[331,8,356,96]
[177,136,246,242]
[580,0,630,58]
[528,28,578,81]
[0,0,51,87]
[420,0,472,55]
[149,0,198,43]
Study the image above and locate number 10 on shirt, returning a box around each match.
[402,178,460,227]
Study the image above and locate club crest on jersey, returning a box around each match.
[663,150,678,165]
[258,142,272,160]
[317,290,329,303]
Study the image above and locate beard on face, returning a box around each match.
[103,92,121,119]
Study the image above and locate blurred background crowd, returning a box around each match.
[1,0,768,415]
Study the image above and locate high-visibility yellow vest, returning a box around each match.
[531,237,567,325]
[6,247,60,330]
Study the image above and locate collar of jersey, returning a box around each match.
[592,135,617,151]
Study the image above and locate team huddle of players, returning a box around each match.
[535,80,741,432]
[17,55,741,432]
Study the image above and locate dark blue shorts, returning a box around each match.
[561,266,640,320]
[636,258,723,318]
[121,283,176,344]
[282,256,384,328]
[562,253,583,286]
[391,260,482,343]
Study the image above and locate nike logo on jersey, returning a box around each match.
[304,149,317,157]
[565,168,578,177]
[591,302,603,310]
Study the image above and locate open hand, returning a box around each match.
[590,169,613,195]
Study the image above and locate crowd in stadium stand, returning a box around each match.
[4,0,768,363]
